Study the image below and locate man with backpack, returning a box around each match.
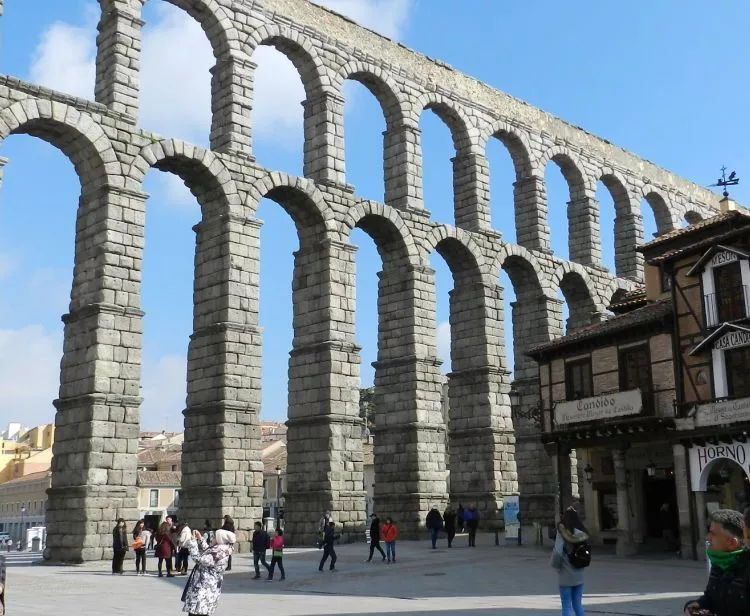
[251,521,271,580]
[550,505,590,616]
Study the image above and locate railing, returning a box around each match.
[704,285,750,328]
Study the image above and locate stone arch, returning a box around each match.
[0,99,117,192]
[539,145,593,198]
[413,92,473,153]
[599,168,640,278]
[248,172,335,238]
[684,210,704,225]
[481,119,535,179]
[334,60,406,130]
[495,244,552,299]
[340,200,419,267]
[122,0,239,56]
[420,225,490,283]
[551,262,603,332]
[246,24,330,97]
[640,186,677,235]
[125,139,240,219]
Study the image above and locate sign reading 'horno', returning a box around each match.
[554,389,642,425]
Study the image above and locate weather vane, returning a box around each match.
[710,166,740,197]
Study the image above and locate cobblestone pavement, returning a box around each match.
[9,536,705,615]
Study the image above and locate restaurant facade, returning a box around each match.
[528,197,750,559]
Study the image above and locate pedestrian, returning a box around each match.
[659,503,677,553]
[457,503,465,533]
[176,523,192,575]
[425,505,443,549]
[318,510,332,533]
[443,504,457,548]
[267,528,286,582]
[366,513,386,562]
[465,503,480,547]
[684,509,750,616]
[318,521,340,572]
[550,506,590,616]
[381,517,398,563]
[132,519,151,575]
[156,519,176,577]
[251,521,271,579]
[4,539,9,553]
[111,518,128,575]
[181,528,235,616]
[745,507,750,548]
[0,554,6,616]
[221,515,235,572]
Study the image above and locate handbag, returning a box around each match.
[180,564,198,602]
[132,537,144,550]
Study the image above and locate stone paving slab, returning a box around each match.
[7,537,706,616]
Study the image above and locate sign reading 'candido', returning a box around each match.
[554,389,642,425]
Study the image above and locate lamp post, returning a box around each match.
[275,466,281,531]
[20,505,26,551]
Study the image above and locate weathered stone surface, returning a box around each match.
[1,0,720,560]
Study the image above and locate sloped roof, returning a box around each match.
[2,470,50,485]
[639,209,750,251]
[137,471,181,487]
[610,287,647,314]
[685,245,750,277]
[527,300,672,357]
[137,447,181,466]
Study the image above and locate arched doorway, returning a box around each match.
[704,458,750,513]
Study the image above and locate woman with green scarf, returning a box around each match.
[684,509,750,615]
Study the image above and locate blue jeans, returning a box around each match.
[385,541,395,561]
[429,527,439,548]
[559,585,584,616]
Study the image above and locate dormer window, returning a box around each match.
[687,245,750,328]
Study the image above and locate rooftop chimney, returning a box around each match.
[719,194,737,213]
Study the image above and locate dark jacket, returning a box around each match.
[369,517,381,543]
[688,549,750,616]
[322,526,339,547]
[443,510,456,532]
[252,529,270,552]
[112,527,128,553]
[465,508,480,528]
[425,509,443,530]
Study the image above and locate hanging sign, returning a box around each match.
[689,440,750,491]
[714,330,750,351]
[554,389,642,425]
[695,397,750,427]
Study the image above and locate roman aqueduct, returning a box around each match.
[0,0,719,560]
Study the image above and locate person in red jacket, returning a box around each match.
[381,517,398,563]
[267,528,286,582]
[155,520,175,577]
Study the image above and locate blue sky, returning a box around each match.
[0,1,747,431]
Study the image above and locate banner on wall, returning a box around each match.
[688,440,750,491]
[504,495,520,542]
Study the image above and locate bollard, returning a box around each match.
[494,530,499,546]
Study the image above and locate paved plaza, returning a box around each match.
[8,536,705,616]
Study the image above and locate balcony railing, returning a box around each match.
[705,285,750,328]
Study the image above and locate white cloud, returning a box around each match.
[0,325,62,428]
[28,8,98,100]
[28,1,413,149]
[0,254,20,281]
[158,173,199,212]
[140,354,187,433]
[436,320,451,373]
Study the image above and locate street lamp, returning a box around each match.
[646,461,657,478]
[508,387,543,425]
[583,463,594,483]
[20,505,26,550]
[275,465,281,530]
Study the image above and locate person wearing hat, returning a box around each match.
[366,513,386,562]
[181,527,235,615]
[425,505,444,549]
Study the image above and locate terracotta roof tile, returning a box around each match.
[137,471,181,487]
[527,299,672,357]
[638,208,750,254]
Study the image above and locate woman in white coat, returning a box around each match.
[181,528,235,616]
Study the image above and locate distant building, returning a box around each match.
[0,470,51,544]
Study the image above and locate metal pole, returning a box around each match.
[276,469,281,531]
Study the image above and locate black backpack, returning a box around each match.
[567,542,592,568]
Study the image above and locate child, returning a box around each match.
[267,528,286,581]
[381,517,398,563]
